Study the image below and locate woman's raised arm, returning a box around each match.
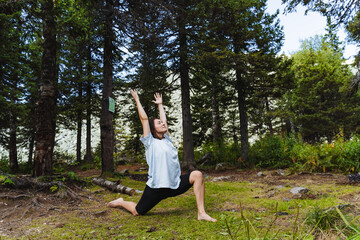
[130,89,150,137]
[152,93,169,136]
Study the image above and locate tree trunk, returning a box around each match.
[211,78,221,145]
[76,62,83,164]
[100,0,114,175]
[76,82,83,163]
[27,95,36,167]
[9,103,19,173]
[28,131,35,167]
[265,97,274,135]
[177,2,195,170]
[236,76,249,163]
[84,81,93,162]
[233,39,249,164]
[84,45,93,162]
[33,0,57,177]
[235,61,249,163]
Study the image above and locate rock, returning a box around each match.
[55,223,65,228]
[277,212,289,216]
[146,227,157,233]
[267,192,276,198]
[215,163,225,171]
[271,169,285,176]
[325,204,352,213]
[119,169,129,175]
[257,172,266,177]
[212,176,231,182]
[290,187,309,194]
[348,173,360,183]
[94,210,107,217]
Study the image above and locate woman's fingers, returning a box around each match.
[154,93,162,99]
[130,89,139,100]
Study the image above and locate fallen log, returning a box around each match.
[92,178,141,196]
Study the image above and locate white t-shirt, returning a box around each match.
[140,133,181,189]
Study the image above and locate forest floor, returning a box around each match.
[1,165,360,239]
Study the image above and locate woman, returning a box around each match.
[107,89,216,222]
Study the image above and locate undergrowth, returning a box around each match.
[194,134,360,174]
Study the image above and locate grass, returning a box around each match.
[1,171,360,240]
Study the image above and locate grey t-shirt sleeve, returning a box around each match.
[140,134,153,150]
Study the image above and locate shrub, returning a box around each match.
[248,134,294,169]
[194,141,241,166]
[289,135,360,173]
[337,136,360,173]
[0,156,10,173]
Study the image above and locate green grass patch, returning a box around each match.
[2,173,359,239]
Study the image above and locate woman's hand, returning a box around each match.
[130,89,140,102]
[152,93,163,105]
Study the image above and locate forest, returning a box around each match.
[1,0,360,239]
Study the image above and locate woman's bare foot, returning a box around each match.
[107,198,124,208]
[198,212,217,222]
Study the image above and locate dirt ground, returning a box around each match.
[0,166,358,238]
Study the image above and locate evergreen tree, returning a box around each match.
[324,16,344,53]
[190,0,233,147]
[56,0,102,164]
[289,36,354,142]
[33,0,58,176]
[217,0,283,163]
[119,0,175,157]
[0,1,42,172]
[0,2,23,172]
[100,0,115,175]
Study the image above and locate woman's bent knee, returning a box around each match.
[190,170,203,183]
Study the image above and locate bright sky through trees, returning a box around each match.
[267,0,359,61]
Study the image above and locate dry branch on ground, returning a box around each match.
[92,177,141,196]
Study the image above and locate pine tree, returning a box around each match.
[289,36,354,142]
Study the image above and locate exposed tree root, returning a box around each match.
[0,194,33,200]
[18,197,42,221]
[0,171,100,203]
[0,204,22,220]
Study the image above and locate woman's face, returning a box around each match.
[154,119,167,134]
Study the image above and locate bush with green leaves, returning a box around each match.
[0,156,10,172]
[0,155,32,174]
[248,134,295,169]
[0,174,14,185]
[194,141,241,166]
[337,136,360,173]
[289,135,360,173]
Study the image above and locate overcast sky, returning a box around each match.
[266,0,359,61]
